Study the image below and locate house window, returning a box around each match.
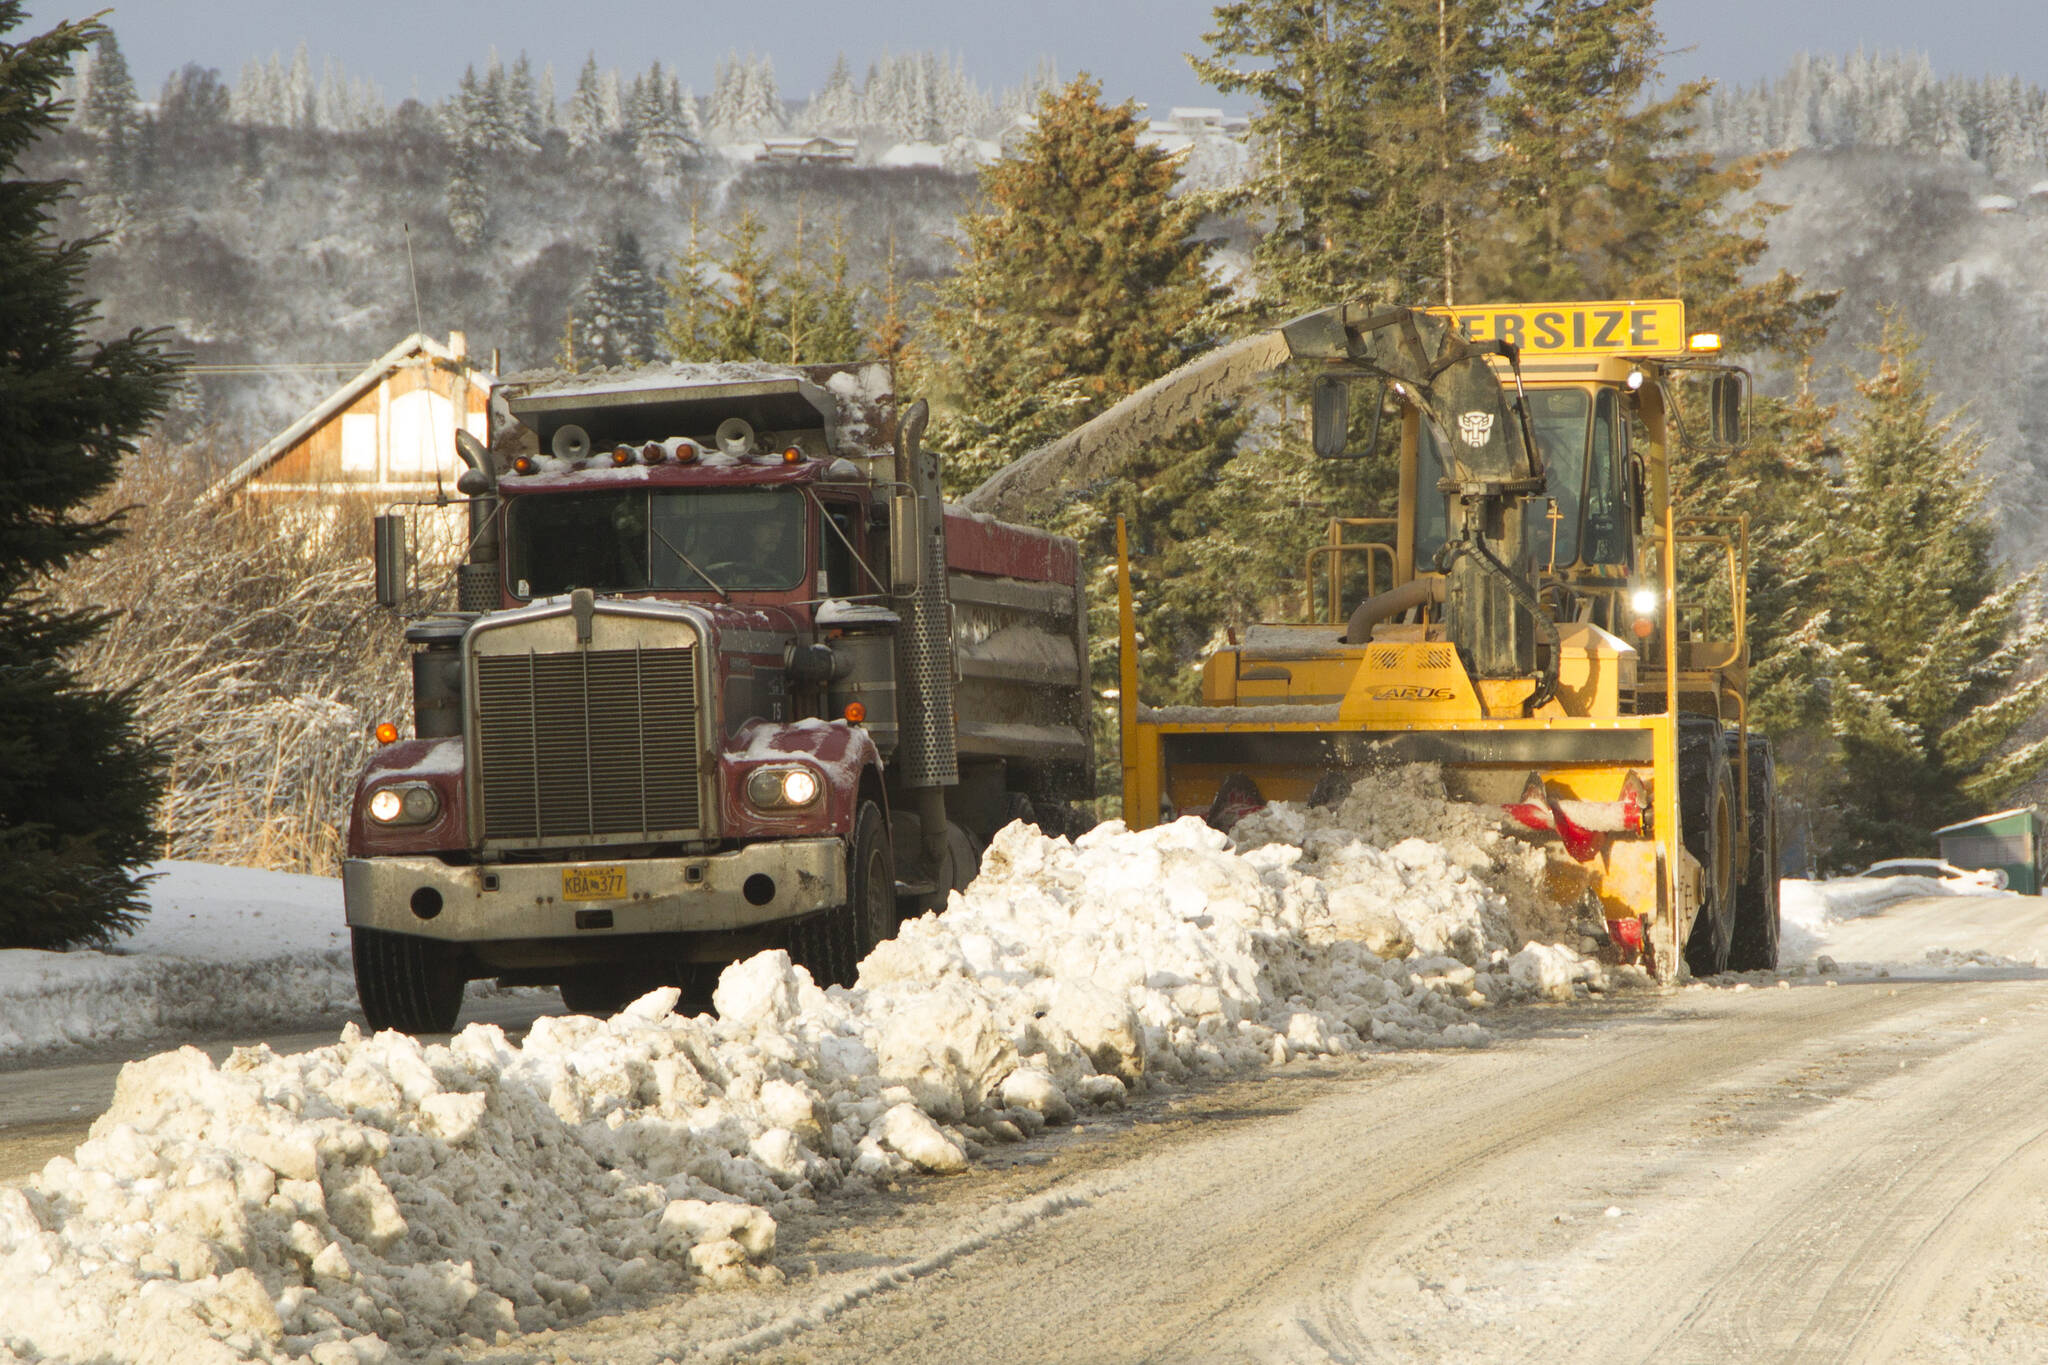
[388,388,454,475]
[340,412,378,473]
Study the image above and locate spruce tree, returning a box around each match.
[1194,0,1506,314]
[703,210,777,359]
[0,5,178,948]
[1812,319,2048,863]
[930,75,1218,490]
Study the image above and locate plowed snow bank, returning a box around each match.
[1,770,1620,1365]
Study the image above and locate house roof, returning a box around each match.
[202,332,491,505]
[1934,807,2038,835]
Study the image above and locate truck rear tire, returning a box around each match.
[352,926,466,1034]
[791,800,894,989]
[1678,716,1736,978]
[1726,734,1781,971]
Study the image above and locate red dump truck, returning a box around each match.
[345,363,1092,1031]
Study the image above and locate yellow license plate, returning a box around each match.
[562,865,627,901]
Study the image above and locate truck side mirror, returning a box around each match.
[373,511,406,609]
[1311,376,1350,458]
[889,492,924,595]
[1311,375,1386,460]
[1709,372,1747,447]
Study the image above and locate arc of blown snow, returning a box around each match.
[959,330,1297,523]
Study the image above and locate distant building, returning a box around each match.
[757,135,857,164]
[206,332,493,508]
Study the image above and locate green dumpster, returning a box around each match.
[1935,807,2044,893]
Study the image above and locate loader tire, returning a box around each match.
[1725,733,1781,972]
[1678,716,1737,977]
[791,800,894,989]
[353,926,466,1034]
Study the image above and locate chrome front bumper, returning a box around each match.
[342,839,847,942]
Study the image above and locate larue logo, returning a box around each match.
[1457,410,1494,447]
[1372,685,1457,702]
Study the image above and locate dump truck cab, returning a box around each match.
[346,362,1092,1031]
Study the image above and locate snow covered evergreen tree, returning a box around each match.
[566,54,608,149]
[573,229,665,367]
[77,29,137,139]
[0,4,178,949]
[445,139,487,248]
[807,53,862,132]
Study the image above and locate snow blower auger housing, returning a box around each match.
[1116,299,1780,979]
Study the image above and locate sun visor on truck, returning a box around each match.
[501,371,841,456]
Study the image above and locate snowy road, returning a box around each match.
[9,834,2048,1364]
[431,893,2048,1364]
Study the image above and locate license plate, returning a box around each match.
[562,865,627,901]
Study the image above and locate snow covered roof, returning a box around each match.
[2028,180,2048,199]
[1934,807,2038,835]
[877,141,947,168]
[1977,193,2018,213]
[204,332,492,505]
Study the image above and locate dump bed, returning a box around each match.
[945,509,1092,803]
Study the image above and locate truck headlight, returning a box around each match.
[747,764,822,809]
[367,783,440,825]
[1629,587,1659,617]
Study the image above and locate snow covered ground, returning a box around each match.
[0,863,357,1064]
[1777,873,2034,974]
[0,768,1633,1365]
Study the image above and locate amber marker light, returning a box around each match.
[843,702,867,724]
[782,447,803,464]
[511,455,536,475]
[375,721,400,744]
[1689,332,1722,352]
[612,446,634,466]
[642,441,667,464]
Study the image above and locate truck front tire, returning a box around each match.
[791,800,894,989]
[352,926,467,1034]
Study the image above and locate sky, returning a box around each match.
[21,0,2048,113]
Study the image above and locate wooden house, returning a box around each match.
[206,332,493,509]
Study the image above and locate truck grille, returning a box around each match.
[474,647,701,842]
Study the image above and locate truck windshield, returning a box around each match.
[505,487,808,597]
[1525,389,1590,568]
[1415,387,1625,573]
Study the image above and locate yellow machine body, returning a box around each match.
[1117,299,1754,977]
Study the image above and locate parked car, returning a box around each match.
[1855,858,2009,891]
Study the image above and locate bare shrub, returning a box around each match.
[52,448,409,873]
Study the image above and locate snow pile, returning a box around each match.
[0,772,1613,1364]
[1780,874,2005,962]
[0,863,356,1063]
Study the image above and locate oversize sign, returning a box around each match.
[1428,299,1689,357]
